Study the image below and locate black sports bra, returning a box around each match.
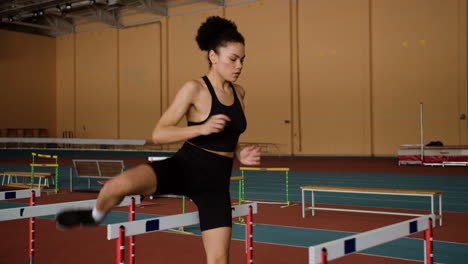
[187,76,247,152]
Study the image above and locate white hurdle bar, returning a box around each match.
[309,214,435,264]
[108,203,257,239]
[108,203,257,264]
[0,193,140,264]
[0,195,141,222]
[0,188,41,200]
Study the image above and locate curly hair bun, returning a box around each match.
[196,16,243,51]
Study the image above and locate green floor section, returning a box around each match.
[231,170,468,213]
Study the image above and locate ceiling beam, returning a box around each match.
[138,0,167,16]
[43,14,74,33]
[206,0,224,6]
[87,5,123,27]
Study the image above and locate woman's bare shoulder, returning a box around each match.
[232,83,245,98]
[177,79,206,98]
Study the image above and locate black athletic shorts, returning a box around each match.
[147,142,234,231]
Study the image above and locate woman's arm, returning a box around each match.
[236,144,261,166]
[152,80,230,145]
[233,84,260,165]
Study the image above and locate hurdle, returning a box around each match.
[108,203,258,264]
[0,188,41,200]
[308,214,435,264]
[240,167,295,207]
[0,189,41,264]
[31,152,59,193]
[0,195,140,221]
[0,190,140,264]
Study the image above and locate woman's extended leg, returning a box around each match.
[202,227,232,264]
[95,164,157,212]
[56,164,157,228]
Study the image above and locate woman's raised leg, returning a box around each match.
[95,164,157,212]
[56,164,157,229]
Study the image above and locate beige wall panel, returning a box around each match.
[119,23,162,139]
[75,22,111,33]
[75,28,118,138]
[458,0,467,145]
[56,34,75,137]
[372,0,463,155]
[227,0,292,154]
[167,9,222,117]
[119,11,162,25]
[0,30,56,136]
[169,1,219,14]
[298,0,371,155]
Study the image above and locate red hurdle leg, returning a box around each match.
[321,248,327,264]
[129,197,135,264]
[425,218,434,264]
[246,205,253,264]
[116,226,125,264]
[29,190,35,264]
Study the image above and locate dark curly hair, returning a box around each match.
[196,16,245,65]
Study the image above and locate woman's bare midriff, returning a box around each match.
[187,141,235,158]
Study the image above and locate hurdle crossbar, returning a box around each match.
[107,203,258,240]
[240,167,289,171]
[240,167,293,207]
[0,188,41,200]
[309,214,435,264]
[0,195,141,222]
[0,138,146,145]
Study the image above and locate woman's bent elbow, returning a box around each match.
[152,132,163,145]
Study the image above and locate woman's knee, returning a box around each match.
[202,227,231,264]
[207,253,229,264]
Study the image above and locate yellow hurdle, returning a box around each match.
[239,167,295,208]
[32,153,58,159]
[31,152,59,193]
[230,176,244,181]
[30,164,59,167]
[240,167,289,172]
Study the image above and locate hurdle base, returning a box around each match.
[168,227,195,235]
[233,217,257,226]
[243,199,294,208]
[280,202,297,208]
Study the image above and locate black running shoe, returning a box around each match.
[56,209,98,230]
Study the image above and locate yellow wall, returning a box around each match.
[0,30,56,136]
[227,0,293,154]
[56,34,75,137]
[3,0,467,156]
[119,23,162,139]
[371,0,466,155]
[297,0,372,156]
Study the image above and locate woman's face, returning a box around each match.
[211,42,245,82]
